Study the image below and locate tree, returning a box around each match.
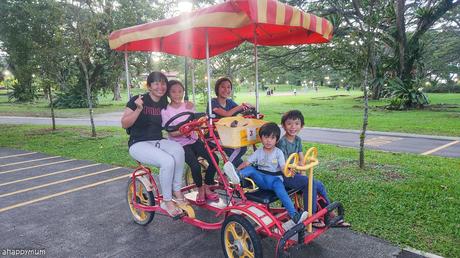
[0,0,39,102]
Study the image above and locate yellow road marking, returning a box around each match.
[0,159,76,175]
[0,167,121,198]
[0,174,129,213]
[0,156,60,168]
[421,140,460,155]
[0,164,100,187]
[0,152,37,159]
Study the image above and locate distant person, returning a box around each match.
[314,86,318,92]
[335,85,339,91]
[271,89,274,95]
[293,88,297,96]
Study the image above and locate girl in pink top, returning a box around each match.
[161,80,219,205]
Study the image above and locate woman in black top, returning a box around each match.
[121,71,185,217]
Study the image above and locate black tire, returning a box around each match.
[126,178,155,225]
[221,215,263,258]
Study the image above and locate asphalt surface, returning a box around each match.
[0,113,458,158]
[0,148,434,258]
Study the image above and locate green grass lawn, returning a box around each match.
[0,87,459,136]
[0,124,458,257]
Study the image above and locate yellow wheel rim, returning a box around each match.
[224,221,255,258]
[127,181,149,221]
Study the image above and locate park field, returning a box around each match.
[0,87,459,136]
[0,124,458,257]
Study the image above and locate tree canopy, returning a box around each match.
[0,0,458,108]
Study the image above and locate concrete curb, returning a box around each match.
[402,247,445,258]
[303,126,460,141]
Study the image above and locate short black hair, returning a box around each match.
[214,77,232,96]
[259,122,281,141]
[281,110,304,126]
[147,71,168,85]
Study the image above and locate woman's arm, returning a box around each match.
[121,107,142,129]
[121,95,144,129]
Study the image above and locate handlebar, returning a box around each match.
[178,116,208,135]
[283,147,319,177]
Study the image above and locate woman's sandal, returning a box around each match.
[331,219,351,228]
[195,196,206,205]
[159,202,183,220]
[173,198,191,210]
[312,219,326,228]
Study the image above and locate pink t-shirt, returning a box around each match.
[161,102,198,146]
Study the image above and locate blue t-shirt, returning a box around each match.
[207,98,238,118]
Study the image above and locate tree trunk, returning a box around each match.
[48,85,56,131]
[79,58,96,137]
[112,76,121,101]
[359,65,369,169]
[395,0,407,79]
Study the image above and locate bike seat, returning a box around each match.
[245,187,302,205]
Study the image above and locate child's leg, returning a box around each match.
[283,174,319,213]
[193,140,218,185]
[183,143,203,187]
[240,167,271,189]
[267,177,297,218]
[314,179,330,205]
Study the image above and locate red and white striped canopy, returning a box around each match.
[109,0,333,59]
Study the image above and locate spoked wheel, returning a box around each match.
[127,178,155,225]
[221,215,262,258]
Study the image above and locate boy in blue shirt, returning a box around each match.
[237,122,308,225]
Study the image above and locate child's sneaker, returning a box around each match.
[282,219,296,231]
[292,211,308,225]
[223,161,240,184]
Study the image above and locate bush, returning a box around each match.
[53,85,98,108]
[9,80,39,102]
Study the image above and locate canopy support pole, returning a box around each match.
[124,51,131,100]
[184,56,189,101]
[254,27,259,119]
[191,60,196,103]
[205,30,213,124]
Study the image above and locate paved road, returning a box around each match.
[0,114,458,158]
[0,148,436,258]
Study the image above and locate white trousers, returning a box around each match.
[129,139,185,201]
